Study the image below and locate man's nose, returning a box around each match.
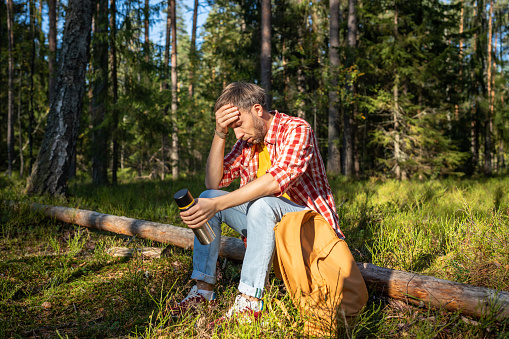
[233,128,244,140]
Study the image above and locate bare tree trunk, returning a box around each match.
[455,3,464,120]
[170,0,179,179]
[7,0,15,178]
[393,4,403,180]
[110,0,119,185]
[484,0,493,175]
[327,0,341,175]
[48,0,57,104]
[261,0,272,109]
[17,76,24,178]
[48,0,57,105]
[26,0,94,196]
[91,0,110,185]
[188,0,198,98]
[144,0,150,62]
[342,0,356,177]
[29,0,36,172]
[161,2,172,180]
[470,1,479,173]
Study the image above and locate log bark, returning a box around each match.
[31,204,246,261]
[31,204,509,320]
[358,263,508,320]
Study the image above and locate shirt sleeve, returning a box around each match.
[267,123,314,195]
[218,139,244,188]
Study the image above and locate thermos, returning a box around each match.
[173,189,216,245]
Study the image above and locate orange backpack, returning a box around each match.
[273,210,368,336]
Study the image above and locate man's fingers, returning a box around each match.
[180,207,208,228]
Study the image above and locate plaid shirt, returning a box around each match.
[219,110,343,238]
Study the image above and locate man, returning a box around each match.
[169,82,343,324]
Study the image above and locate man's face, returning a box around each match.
[230,106,267,144]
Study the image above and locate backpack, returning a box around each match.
[273,210,368,336]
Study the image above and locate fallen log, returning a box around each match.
[30,203,245,261]
[31,203,508,320]
[358,263,508,321]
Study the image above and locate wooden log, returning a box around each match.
[107,247,163,259]
[31,203,246,261]
[31,203,509,320]
[358,263,509,320]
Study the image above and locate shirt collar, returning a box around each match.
[264,110,280,145]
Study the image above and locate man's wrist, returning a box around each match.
[214,129,228,139]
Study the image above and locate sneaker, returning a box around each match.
[209,294,265,329]
[167,285,216,318]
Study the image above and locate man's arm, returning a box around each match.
[205,104,240,189]
[181,173,280,229]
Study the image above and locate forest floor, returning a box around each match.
[0,174,508,338]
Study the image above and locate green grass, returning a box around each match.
[0,175,508,338]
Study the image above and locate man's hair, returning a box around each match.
[214,82,267,113]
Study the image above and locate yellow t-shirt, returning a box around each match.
[257,143,291,200]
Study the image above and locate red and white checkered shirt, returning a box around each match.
[219,110,343,238]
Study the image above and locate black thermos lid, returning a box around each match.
[174,188,195,209]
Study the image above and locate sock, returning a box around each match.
[197,289,215,301]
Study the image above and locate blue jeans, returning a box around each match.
[191,189,309,298]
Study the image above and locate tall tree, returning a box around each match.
[188,0,199,98]
[261,0,272,109]
[110,0,119,184]
[485,0,493,174]
[144,0,150,62]
[392,1,404,179]
[91,0,110,185]
[170,0,179,178]
[342,0,356,177]
[48,0,57,104]
[161,2,172,180]
[29,0,36,171]
[327,0,341,174]
[26,0,94,195]
[6,0,15,178]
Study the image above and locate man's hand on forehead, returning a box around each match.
[215,104,240,133]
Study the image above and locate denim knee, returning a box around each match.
[199,189,223,199]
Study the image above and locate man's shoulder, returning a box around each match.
[277,112,312,130]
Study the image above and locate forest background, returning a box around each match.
[1,0,508,187]
[1,0,509,337]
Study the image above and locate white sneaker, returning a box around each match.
[209,294,265,328]
[167,285,216,317]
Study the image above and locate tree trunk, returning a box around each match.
[170,0,179,179]
[327,0,341,175]
[261,0,272,109]
[144,0,150,62]
[188,0,198,98]
[17,76,24,178]
[91,0,110,185]
[161,1,172,180]
[49,0,57,104]
[110,0,119,185]
[393,3,404,180]
[470,1,479,173]
[484,0,493,175]
[455,3,464,120]
[7,0,15,178]
[26,0,94,196]
[29,0,36,172]
[342,0,356,177]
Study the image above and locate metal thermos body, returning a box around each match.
[173,189,216,245]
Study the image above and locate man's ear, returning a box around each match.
[252,104,264,117]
